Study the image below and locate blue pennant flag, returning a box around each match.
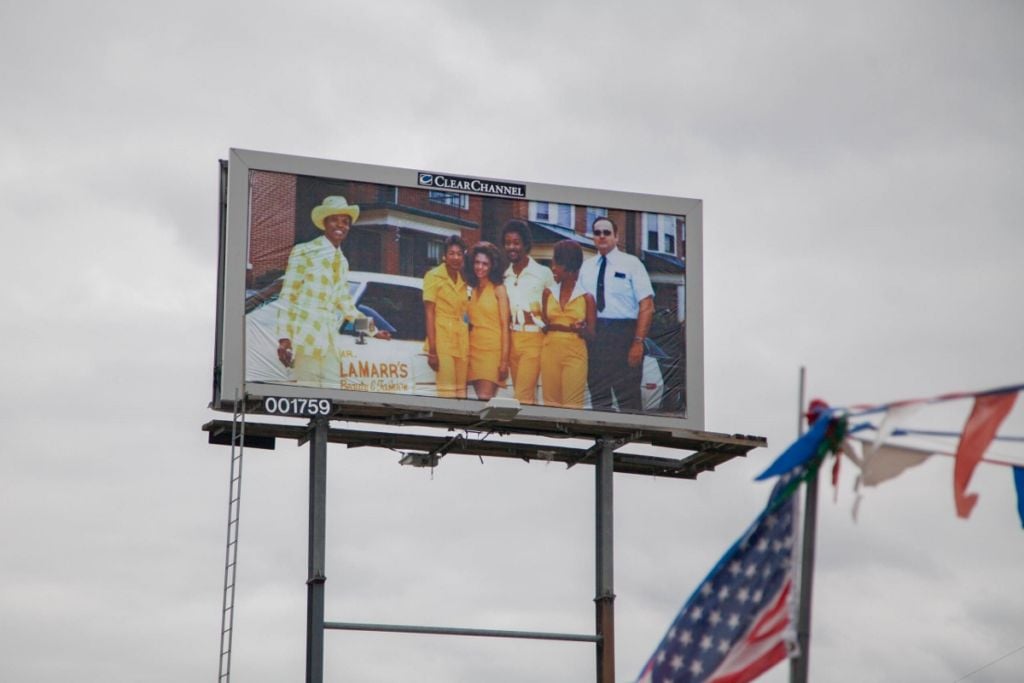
[755,412,832,481]
[1014,467,1024,528]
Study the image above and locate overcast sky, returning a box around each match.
[2,1,1022,682]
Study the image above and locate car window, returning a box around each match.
[357,282,426,342]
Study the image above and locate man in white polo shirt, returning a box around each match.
[502,219,555,404]
[578,216,653,412]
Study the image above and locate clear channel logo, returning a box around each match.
[416,171,525,198]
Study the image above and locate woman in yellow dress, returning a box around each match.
[540,240,596,409]
[423,236,470,398]
[466,241,511,400]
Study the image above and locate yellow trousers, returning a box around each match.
[509,331,544,404]
[436,354,468,398]
[292,349,341,388]
[540,332,588,408]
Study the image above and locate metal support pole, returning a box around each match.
[306,419,328,683]
[791,367,816,683]
[792,475,818,683]
[325,621,599,642]
[595,438,615,683]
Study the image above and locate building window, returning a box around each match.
[643,213,683,255]
[529,201,574,229]
[426,240,442,263]
[428,191,469,210]
[399,231,446,278]
[585,206,608,231]
[345,228,382,272]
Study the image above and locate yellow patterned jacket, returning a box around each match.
[275,235,363,360]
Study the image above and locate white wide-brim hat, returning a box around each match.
[311,196,360,229]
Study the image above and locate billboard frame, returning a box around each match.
[213,148,705,436]
[203,417,766,683]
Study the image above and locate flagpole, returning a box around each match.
[791,366,816,683]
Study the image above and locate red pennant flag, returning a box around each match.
[953,392,1019,517]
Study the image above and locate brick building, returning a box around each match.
[247,170,686,327]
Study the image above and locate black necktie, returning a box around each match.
[596,255,606,312]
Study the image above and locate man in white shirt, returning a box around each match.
[502,219,555,404]
[578,216,653,412]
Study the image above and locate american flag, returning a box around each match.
[637,471,801,683]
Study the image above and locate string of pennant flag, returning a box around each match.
[759,381,1024,524]
[635,382,1023,683]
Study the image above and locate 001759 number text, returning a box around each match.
[262,397,332,417]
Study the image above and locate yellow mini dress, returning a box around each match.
[467,280,506,385]
[540,283,589,408]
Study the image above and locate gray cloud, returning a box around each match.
[2,1,1023,681]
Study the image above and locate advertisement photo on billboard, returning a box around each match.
[215,150,704,433]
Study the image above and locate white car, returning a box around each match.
[245,271,665,411]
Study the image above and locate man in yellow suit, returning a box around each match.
[502,220,555,404]
[275,196,389,387]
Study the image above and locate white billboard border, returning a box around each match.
[214,148,705,433]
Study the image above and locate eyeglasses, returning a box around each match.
[592,229,613,237]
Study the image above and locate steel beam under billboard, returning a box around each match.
[213,149,705,434]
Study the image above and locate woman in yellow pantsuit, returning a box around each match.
[466,241,510,400]
[540,240,596,408]
[423,236,470,398]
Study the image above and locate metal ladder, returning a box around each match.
[218,395,246,682]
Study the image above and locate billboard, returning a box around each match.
[213,149,704,432]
